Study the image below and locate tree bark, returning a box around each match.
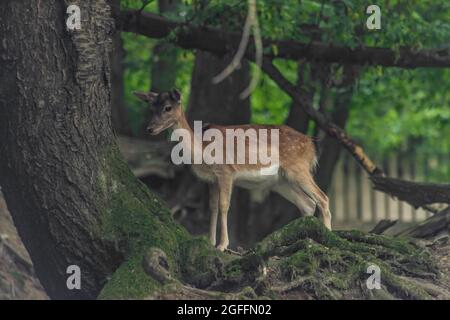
[0,0,185,299]
[110,29,132,135]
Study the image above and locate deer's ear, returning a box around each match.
[133,91,150,102]
[133,91,158,103]
[169,88,181,102]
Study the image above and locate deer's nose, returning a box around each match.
[147,127,154,134]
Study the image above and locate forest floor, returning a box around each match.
[0,191,47,299]
[0,189,449,300]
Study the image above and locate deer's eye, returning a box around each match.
[164,106,172,112]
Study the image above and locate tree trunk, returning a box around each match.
[187,51,251,125]
[139,0,180,138]
[110,29,132,135]
[315,66,359,192]
[0,0,185,299]
[285,62,313,133]
[150,0,179,93]
[109,0,131,135]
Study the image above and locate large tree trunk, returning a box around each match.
[0,0,185,299]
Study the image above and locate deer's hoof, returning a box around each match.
[216,244,228,252]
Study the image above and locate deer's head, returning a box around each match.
[133,89,182,135]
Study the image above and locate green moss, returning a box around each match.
[224,261,244,279]
[255,217,346,256]
[96,144,192,298]
[281,242,332,277]
[179,237,238,288]
[98,254,159,299]
[258,217,438,299]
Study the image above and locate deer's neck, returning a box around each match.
[174,110,194,135]
[173,110,202,163]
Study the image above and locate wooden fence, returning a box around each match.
[328,151,449,223]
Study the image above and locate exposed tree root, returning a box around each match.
[103,217,450,300]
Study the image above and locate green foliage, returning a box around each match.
[121,32,194,134]
[348,67,450,181]
[250,60,295,124]
[131,0,450,49]
[122,33,154,133]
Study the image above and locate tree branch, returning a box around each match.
[260,59,383,176]
[117,10,450,68]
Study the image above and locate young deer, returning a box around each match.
[134,89,332,251]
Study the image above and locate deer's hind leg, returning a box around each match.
[307,177,332,230]
[272,182,317,217]
[208,183,220,246]
[281,169,332,230]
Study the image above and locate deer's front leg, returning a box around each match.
[208,183,219,246]
[217,176,233,252]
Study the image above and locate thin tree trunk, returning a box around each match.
[0,0,184,299]
[285,62,312,133]
[139,0,180,138]
[315,66,359,192]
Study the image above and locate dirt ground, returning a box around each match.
[0,191,47,300]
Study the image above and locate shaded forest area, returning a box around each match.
[0,0,449,300]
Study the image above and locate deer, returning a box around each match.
[134,89,332,251]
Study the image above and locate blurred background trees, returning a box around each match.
[114,0,450,248]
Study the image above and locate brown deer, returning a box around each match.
[134,89,332,251]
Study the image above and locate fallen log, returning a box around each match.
[371,176,450,208]
[370,219,398,235]
[398,207,450,239]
